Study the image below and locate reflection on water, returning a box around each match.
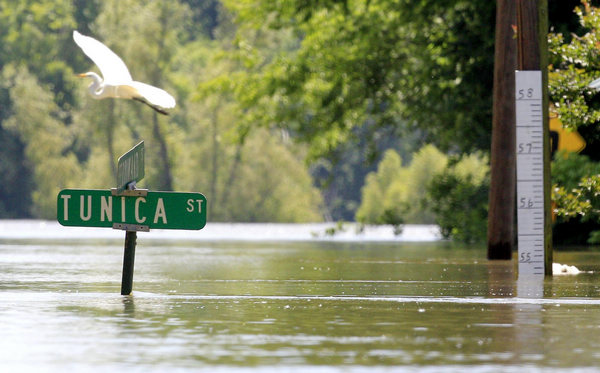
[1,222,600,371]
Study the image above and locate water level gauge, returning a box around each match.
[515,70,545,276]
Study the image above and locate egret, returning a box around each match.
[73,30,175,115]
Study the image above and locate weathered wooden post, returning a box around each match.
[488,0,518,260]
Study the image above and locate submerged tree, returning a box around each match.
[356,145,449,226]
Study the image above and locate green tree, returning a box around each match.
[356,145,489,241]
[356,145,448,226]
[0,0,80,217]
[217,0,496,158]
[424,152,489,243]
[355,149,407,226]
[311,124,413,221]
[173,23,324,222]
[548,1,600,243]
[2,65,80,218]
[551,153,600,244]
[403,145,448,223]
[79,0,192,190]
[426,172,489,243]
[0,0,326,223]
[549,0,600,160]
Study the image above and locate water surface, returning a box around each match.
[1,221,600,372]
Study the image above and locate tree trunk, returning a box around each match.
[218,142,243,219]
[152,112,173,190]
[488,0,517,260]
[210,104,220,207]
[107,100,118,184]
[149,3,173,191]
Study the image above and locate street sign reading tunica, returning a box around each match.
[57,189,206,230]
[57,139,207,295]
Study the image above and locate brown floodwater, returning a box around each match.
[1,221,600,372]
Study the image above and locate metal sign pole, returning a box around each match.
[121,230,137,295]
[120,181,141,295]
[56,140,207,295]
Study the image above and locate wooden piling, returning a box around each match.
[488,0,517,260]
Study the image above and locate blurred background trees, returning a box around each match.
[0,0,595,243]
[0,0,323,222]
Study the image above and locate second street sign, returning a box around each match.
[57,189,206,230]
[117,141,145,192]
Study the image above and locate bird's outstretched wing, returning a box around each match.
[73,31,132,84]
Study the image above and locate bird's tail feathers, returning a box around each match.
[133,97,169,115]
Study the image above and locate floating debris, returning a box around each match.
[553,263,581,275]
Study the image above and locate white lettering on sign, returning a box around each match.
[101,196,112,222]
[80,195,92,221]
[61,195,71,221]
[135,197,147,223]
[57,192,204,228]
[153,198,167,224]
[186,199,203,213]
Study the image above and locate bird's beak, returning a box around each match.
[76,73,87,78]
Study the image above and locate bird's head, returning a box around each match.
[77,71,103,87]
[76,72,104,96]
[77,72,101,81]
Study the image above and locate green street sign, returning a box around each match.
[117,141,144,192]
[57,189,206,230]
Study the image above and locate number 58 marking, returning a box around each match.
[518,88,534,100]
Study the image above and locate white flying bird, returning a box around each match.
[73,30,175,115]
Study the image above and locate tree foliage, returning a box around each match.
[549,1,600,242]
[355,145,489,242]
[549,0,600,159]
[0,0,79,218]
[217,0,496,159]
[2,65,80,218]
[356,146,448,225]
[1,1,585,226]
[425,153,489,243]
[0,0,323,222]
